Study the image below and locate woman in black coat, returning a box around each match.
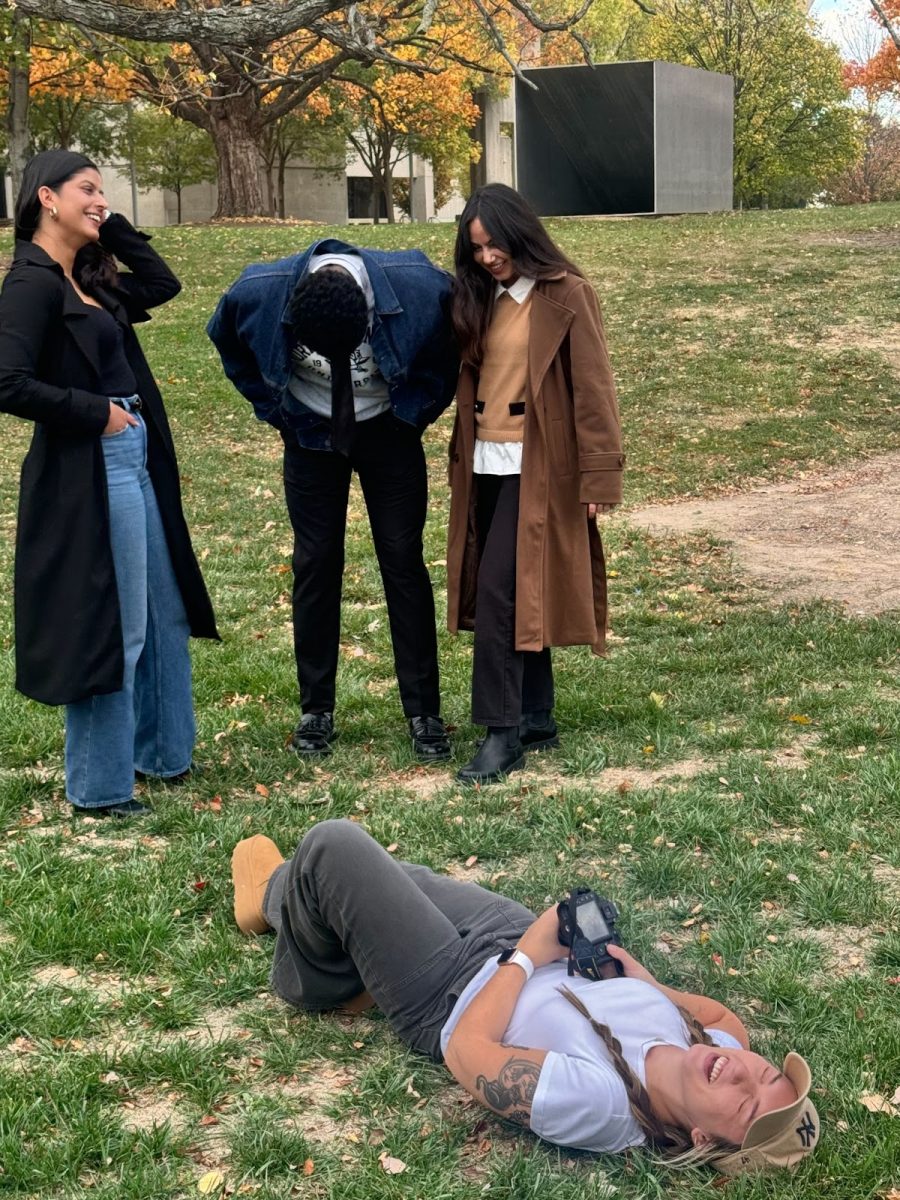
[0,150,217,817]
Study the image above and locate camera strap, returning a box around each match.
[565,889,580,977]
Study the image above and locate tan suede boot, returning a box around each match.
[231,835,285,935]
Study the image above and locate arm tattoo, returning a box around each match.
[476,1057,540,1116]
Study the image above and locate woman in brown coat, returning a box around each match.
[447,184,624,784]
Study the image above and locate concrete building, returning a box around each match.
[3,63,733,224]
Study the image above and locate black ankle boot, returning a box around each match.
[457,727,525,785]
[520,710,559,752]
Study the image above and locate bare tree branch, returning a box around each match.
[12,0,340,47]
[869,0,900,52]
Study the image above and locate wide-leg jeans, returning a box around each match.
[265,819,535,1061]
[65,414,195,808]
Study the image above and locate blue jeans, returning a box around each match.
[65,411,195,807]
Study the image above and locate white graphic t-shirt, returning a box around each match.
[288,252,391,423]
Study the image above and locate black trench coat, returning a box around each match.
[0,215,218,706]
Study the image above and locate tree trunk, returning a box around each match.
[370,173,382,223]
[383,160,396,224]
[176,186,183,224]
[277,154,287,218]
[208,97,265,218]
[263,163,276,215]
[6,10,32,200]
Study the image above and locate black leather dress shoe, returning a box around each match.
[290,712,336,756]
[409,715,451,762]
[520,711,559,752]
[71,799,152,819]
[457,727,525,785]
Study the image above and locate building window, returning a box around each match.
[348,177,388,220]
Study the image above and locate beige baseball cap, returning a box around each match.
[717,1052,820,1175]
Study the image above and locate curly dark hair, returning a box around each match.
[287,267,368,358]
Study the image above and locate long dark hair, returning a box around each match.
[451,183,584,367]
[14,148,119,296]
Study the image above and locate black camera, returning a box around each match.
[557,888,623,980]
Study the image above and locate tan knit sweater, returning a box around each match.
[475,291,532,443]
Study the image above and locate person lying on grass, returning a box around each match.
[232,819,819,1174]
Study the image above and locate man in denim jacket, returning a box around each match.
[208,240,458,760]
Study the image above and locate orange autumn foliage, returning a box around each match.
[844,0,900,97]
[29,43,135,102]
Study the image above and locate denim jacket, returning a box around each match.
[207,239,459,448]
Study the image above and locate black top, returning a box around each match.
[72,290,138,396]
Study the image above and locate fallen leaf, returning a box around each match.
[255,783,269,798]
[464,855,478,868]
[649,692,666,708]
[386,842,399,854]
[199,1115,219,1127]
[378,1152,407,1175]
[859,1092,899,1116]
[303,1159,315,1176]
[193,879,208,892]
[197,1170,225,1195]
[788,714,812,724]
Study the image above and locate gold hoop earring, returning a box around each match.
[50,205,59,219]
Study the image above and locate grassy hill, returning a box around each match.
[0,203,898,1200]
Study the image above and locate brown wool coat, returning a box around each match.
[446,274,624,654]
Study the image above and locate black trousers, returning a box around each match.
[472,474,554,728]
[282,412,440,717]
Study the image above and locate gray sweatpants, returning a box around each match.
[264,819,535,1061]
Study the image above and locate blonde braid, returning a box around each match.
[677,1007,715,1047]
[557,986,693,1152]
[557,986,738,1169]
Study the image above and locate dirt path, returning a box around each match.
[627,452,900,615]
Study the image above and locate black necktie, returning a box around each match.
[330,355,355,456]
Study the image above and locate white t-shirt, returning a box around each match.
[440,962,741,1154]
[288,252,391,423]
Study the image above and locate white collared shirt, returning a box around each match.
[473,275,536,476]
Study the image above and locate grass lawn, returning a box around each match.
[1,203,899,1200]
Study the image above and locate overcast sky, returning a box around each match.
[810,0,886,60]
